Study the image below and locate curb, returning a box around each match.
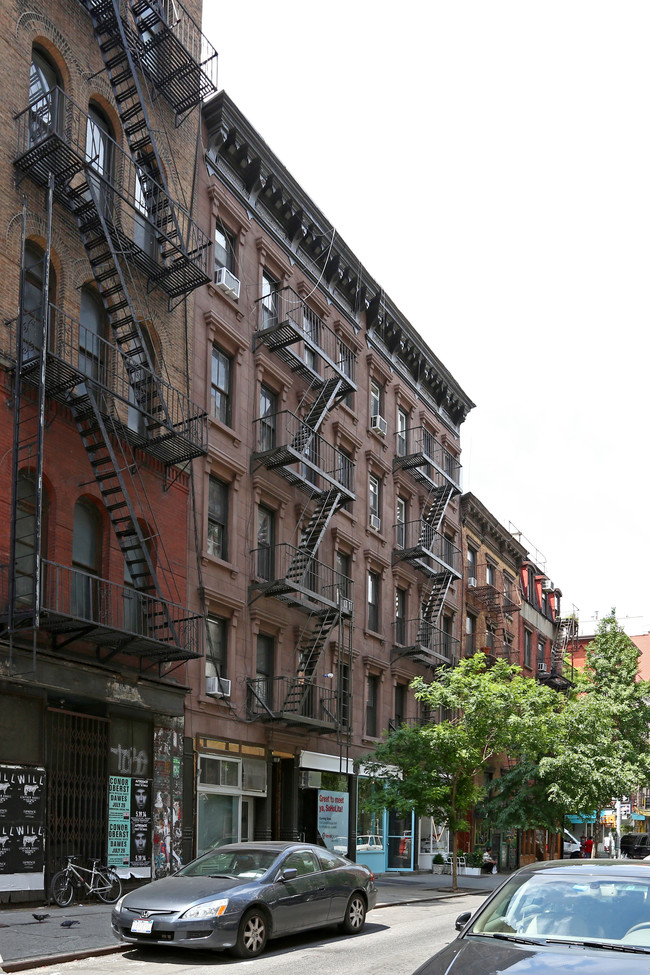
[1,944,126,974]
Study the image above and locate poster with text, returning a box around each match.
[317,790,349,854]
[107,776,131,868]
[0,765,46,888]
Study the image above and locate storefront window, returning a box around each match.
[357,778,384,854]
[197,792,239,854]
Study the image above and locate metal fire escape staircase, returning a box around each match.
[250,291,356,726]
[467,566,520,662]
[5,2,214,666]
[551,616,578,670]
[418,482,458,631]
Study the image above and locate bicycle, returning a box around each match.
[50,855,122,906]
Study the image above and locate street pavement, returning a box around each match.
[0,870,503,973]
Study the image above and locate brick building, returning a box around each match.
[182,89,474,874]
[0,0,217,900]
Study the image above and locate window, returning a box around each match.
[486,562,495,587]
[366,675,379,737]
[524,629,532,668]
[369,473,380,527]
[284,849,318,876]
[127,323,157,434]
[134,167,157,257]
[257,505,274,581]
[396,496,406,548]
[397,408,408,456]
[301,430,320,486]
[395,587,406,645]
[394,684,406,727]
[538,638,546,668]
[466,612,476,654]
[302,305,320,372]
[72,500,102,621]
[123,536,151,636]
[208,476,228,560]
[79,287,106,383]
[259,384,277,451]
[338,339,354,407]
[338,660,351,728]
[22,242,56,361]
[215,225,236,275]
[15,472,46,605]
[339,447,353,509]
[256,633,274,707]
[206,615,228,680]
[335,550,351,599]
[367,570,380,632]
[29,47,61,144]
[261,271,278,329]
[442,615,453,661]
[86,104,113,216]
[370,379,382,418]
[211,345,232,425]
[467,545,477,584]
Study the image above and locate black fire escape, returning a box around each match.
[3,0,217,668]
[392,427,462,667]
[466,564,521,662]
[247,288,356,733]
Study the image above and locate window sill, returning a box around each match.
[367,427,388,451]
[208,415,241,447]
[202,552,239,579]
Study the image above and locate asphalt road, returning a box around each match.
[21,898,476,975]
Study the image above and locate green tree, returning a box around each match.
[538,611,650,855]
[362,653,557,889]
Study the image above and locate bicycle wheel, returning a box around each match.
[51,869,74,907]
[96,867,122,903]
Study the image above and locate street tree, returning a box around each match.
[362,652,558,889]
[539,611,650,855]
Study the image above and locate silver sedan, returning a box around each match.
[111,841,377,958]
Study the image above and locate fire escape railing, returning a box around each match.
[393,425,461,489]
[392,618,460,667]
[252,410,355,499]
[393,520,461,576]
[246,676,346,731]
[250,544,353,611]
[14,88,211,298]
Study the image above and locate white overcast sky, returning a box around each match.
[202,1,650,635]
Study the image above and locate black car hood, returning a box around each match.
[122,875,255,909]
[416,937,650,975]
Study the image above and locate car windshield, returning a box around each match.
[470,872,650,947]
[178,848,279,881]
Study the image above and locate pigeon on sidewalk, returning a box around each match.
[60,919,80,927]
[32,913,50,922]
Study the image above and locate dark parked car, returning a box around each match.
[412,859,650,974]
[621,832,650,859]
[111,841,376,958]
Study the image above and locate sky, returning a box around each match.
[202,1,650,636]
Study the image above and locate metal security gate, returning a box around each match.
[46,708,109,879]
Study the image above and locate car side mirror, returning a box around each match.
[280,868,298,882]
[455,911,472,931]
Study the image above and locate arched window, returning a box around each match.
[72,500,102,621]
[29,47,61,143]
[123,527,153,636]
[86,104,114,215]
[22,241,56,361]
[79,286,106,382]
[128,323,159,435]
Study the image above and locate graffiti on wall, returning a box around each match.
[152,724,183,878]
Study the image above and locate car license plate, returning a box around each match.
[131,918,153,934]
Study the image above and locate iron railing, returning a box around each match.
[130,0,218,94]
[393,425,461,488]
[246,676,346,729]
[14,87,211,295]
[251,543,353,609]
[393,520,461,574]
[392,617,459,666]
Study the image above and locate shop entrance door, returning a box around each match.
[387,809,413,869]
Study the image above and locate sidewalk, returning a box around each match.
[0,870,503,973]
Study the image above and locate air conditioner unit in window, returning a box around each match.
[206,676,231,698]
[537,661,548,673]
[339,596,354,617]
[369,514,381,532]
[542,579,555,593]
[214,266,241,300]
[468,577,478,588]
[370,414,387,436]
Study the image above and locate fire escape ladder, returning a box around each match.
[6,194,51,643]
[68,382,181,644]
[422,481,455,534]
[289,375,345,459]
[419,571,455,635]
[285,488,342,586]
[82,0,188,264]
[68,176,173,434]
[551,616,578,668]
[282,607,341,713]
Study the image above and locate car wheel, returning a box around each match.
[231,908,268,958]
[339,893,366,934]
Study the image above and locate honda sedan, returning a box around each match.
[111,841,377,958]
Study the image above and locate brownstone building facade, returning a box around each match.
[183,91,474,873]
